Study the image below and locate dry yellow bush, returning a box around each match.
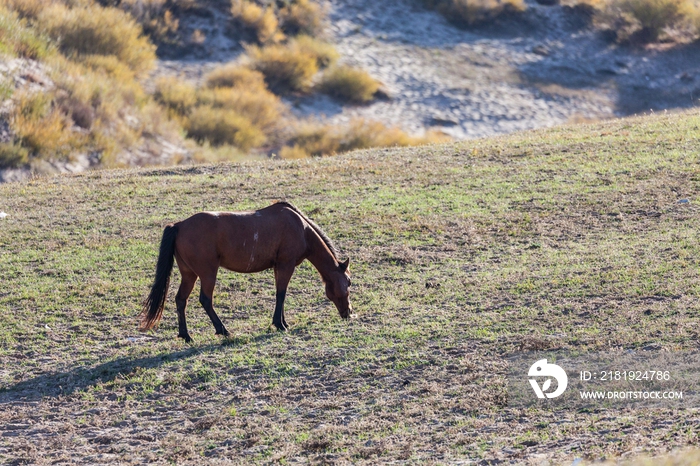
[291,35,339,68]
[204,64,267,90]
[279,144,310,159]
[78,54,135,81]
[318,65,380,103]
[0,7,53,59]
[118,0,179,42]
[425,0,526,25]
[279,0,326,36]
[154,76,197,116]
[597,0,698,42]
[186,105,266,150]
[196,86,284,134]
[38,3,156,76]
[11,91,84,159]
[0,143,28,168]
[231,0,283,43]
[0,0,47,19]
[246,42,318,93]
[286,119,450,157]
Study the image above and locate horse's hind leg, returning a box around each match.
[199,272,230,337]
[175,266,197,343]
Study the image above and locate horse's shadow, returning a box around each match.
[0,333,275,403]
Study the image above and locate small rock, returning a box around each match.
[677,198,690,204]
[430,116,459,127]
[532,44,550,56]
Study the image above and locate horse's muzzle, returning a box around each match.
[340,305,354,319]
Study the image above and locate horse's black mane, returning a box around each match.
[276,201,340,260]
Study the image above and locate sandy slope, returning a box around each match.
[155,0,700,139]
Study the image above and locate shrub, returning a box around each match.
[204,64,267,90]
[279,144,310,159]
[0,0,44,19]
[285,119,450,157]
[424,0,526,26]
[286,121,340,156]
[291,35,339,68]
[38,4,156,76]
[56,94,95,129]
[318,66,380,103]
[230,0,283,43]
[0,7,53,59]
[186,105,265,150]
[196,86,284,134]
[279,0,326,37]
[154,76,197,116]
[596,0,698,42]
[114,0,179,43]
[11,91,83,159]
[0,142,28,168]
[246,42,318,93]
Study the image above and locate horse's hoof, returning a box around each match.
[179,334,193,343]
[216,329,230,337]
[273,322,288,332]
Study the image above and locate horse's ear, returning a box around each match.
[339,258,349,272]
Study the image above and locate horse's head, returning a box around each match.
[326,258,353,319]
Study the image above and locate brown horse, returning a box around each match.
[140,202,352,342]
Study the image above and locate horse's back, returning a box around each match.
[174,205,307,274]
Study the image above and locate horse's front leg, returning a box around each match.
[273,264,295,331]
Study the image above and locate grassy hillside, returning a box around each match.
[1,110,700,463]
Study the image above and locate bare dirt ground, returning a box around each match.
[155,0,700,138]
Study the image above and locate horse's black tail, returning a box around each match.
[140,224,178,331]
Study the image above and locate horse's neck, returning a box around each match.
[305,228,337,281]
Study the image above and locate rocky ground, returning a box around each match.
[155,0,700,139]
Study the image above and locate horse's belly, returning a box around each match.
[218,243,276,273]
[220,259,274,274]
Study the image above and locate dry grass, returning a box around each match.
[0,142,28,168]
[424,0,526,25]
[10,91,83,159]
[0,0,45,19]
[230,0,283,43]
[196,86,284,134]
[204,64,267,90]
[38,3,156,76]
[185,105,265,150]
[154,75,197,117]
[286,118,449,157]
[279,0,327,36]
[291,34,339,68]
[318,65,381,103]
[595,0,699,42]
[0,6,53,59]
[246,42,319,93]
[116,0,179,43]
[0,1,184,168]
[592,449,700,465]
[278,144,310,159]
